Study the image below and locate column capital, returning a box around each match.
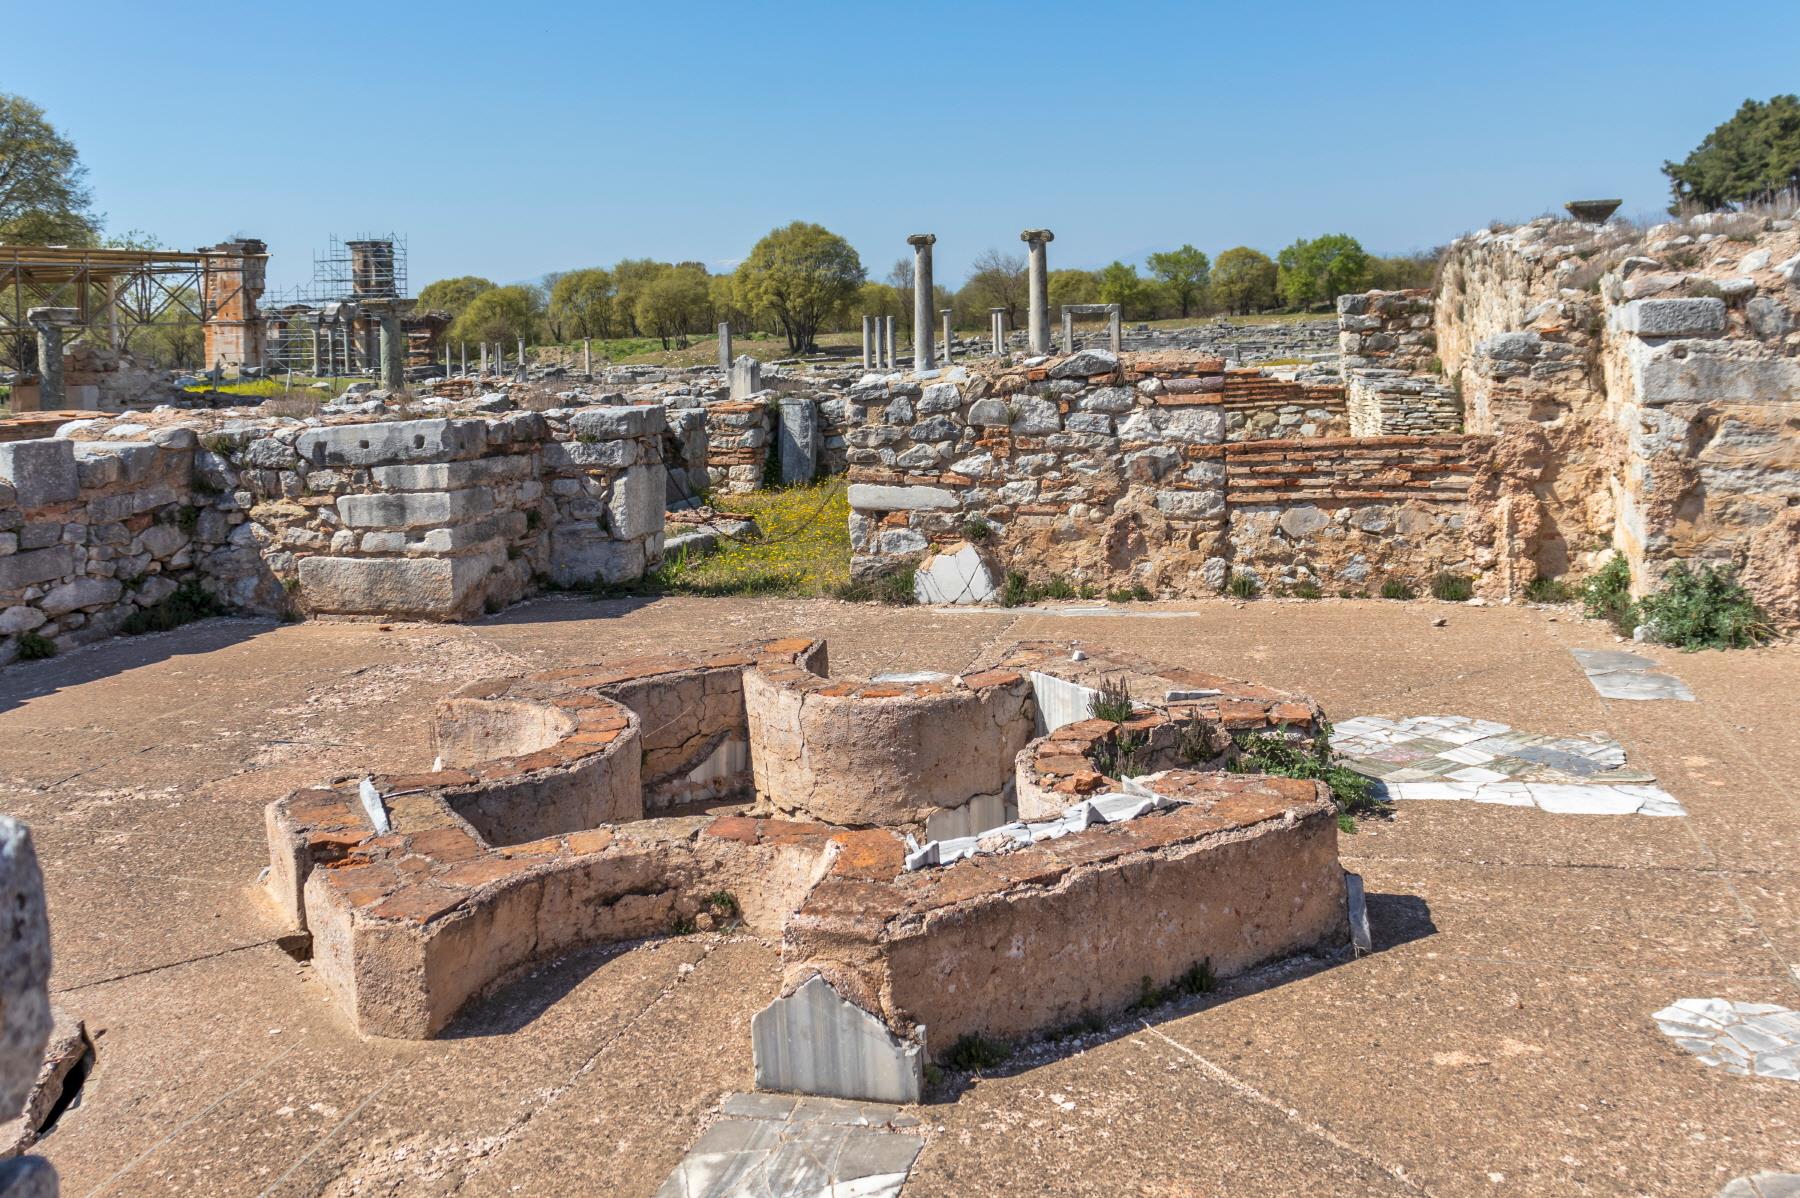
[1019,229,1055,246]
[905,233,937,247]
[25,306,78,328]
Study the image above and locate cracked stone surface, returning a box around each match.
[1332,715,1685,815]
[653,1092,922,1198]
[1720,1174,1800,1198]
[1653,999,1800,1081]
[1571,648,1695,702]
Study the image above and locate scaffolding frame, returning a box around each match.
[259,234,409,377]
[0,245,248,372]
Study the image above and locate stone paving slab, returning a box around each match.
[1653,998,1800,1082]
[654,1092,923,1198]
[1332,715,1686,815]
[1572,648,1696,701]
[1721,1174,1800,1197]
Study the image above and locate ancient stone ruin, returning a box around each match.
[259,638,1353,1102]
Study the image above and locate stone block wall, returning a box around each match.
[846,350,1495,596]
[0,430,226,658]
[1346,371,1462,437]
[846,350,1230,594]
[0,404,671,661]
[703,401,770,492]
[210,407,667,618]
[1223,436,1489,592]
[1434,212,1800,620]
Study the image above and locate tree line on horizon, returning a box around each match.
[419,231,1443,356]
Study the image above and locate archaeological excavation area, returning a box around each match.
[0,206,1796,1198]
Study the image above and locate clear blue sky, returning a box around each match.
[11,0,1797,293]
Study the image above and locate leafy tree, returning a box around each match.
[961,249,1028,327]
[610,258,667,337]
[886,257,915,327]
[1146,245,1211,317]
[1368,251,1441,291]
[1047,268,1100,313]
[733,221,865,354]
[415,276,494,320]
[549,268,615,340]
[634,264,711,349]
[447,284,540,347]
[857,281,901,321]
[1210,247,1278,315]
[1277,234,1370,310]
[0,93,98,244]
[1664,95,1800,212]
[1097,261,1154,318]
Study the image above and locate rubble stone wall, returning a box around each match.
[846,350,1495,596]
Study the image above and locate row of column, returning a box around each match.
[859,228,1059,373]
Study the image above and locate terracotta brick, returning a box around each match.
[565,829,614,856]
[703,816,761,844]
[438,856,537,889]
[408,828,482,863]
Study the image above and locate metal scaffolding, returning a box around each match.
[258,234,410,377]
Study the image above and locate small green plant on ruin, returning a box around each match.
[1582,554,1638,635]
[1230,722,1385,832]
[961,516,994,543]
[1177,718,1217,765]
[668,913,699,936]
[703,890,742,927]
[1637,562,1773,650]
[942,1032,1012,1071]
[1088,675,1137,724]
[1126,960,1217,1014]
[1092,729,1146,779]
[830,565,917,606]
[1524,576,1573,603]
[1430,572,1473,602]
[1051,1010,1107,1040]
[15,632,55,661]
[121,579,220,637]
[1379,578,1416,600]
[1227,573,1259,600]
[1289,580,1322,600]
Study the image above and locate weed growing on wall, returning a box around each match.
[1638,563,1773,650]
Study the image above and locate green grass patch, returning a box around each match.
[1638,562,1773,650]
[615,479,850,600]
[1429,572,1473,602]
[998,571,1083,607]
[1227,573,1259,600]
[1088,675,1137,724]
[1379,578,1416,600]
[1524,576,1573,603]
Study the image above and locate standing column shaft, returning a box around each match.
[583,338,592,377]
[861,315,873,369]
[460,343,467,376]
[1020,229,1054,354]
[941,309,953,364]
[1109,305,1122,353]
[884,316,896,369]
[377,308,405,390]
[717,322,732,372]
[516,336,526,378]
[1061,309,1074,355]
[27,310,72,409]
[906,234,936,371]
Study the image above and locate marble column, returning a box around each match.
[1020,229,1054,354]
[906,233,936,372]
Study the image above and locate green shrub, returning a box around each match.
[1290,580,1322,600]
[1041,576,1076,600]
[15,631,55,660]
[1379,578,1415,600]
[942,1032,1012,1071]
[1430,572,1473,602]
[1227,573,1259,600]
[1582,555,1637,634]
[1638,562,1773,650]
[121,580,220,636]
[1131,583,1153,602]
[1524,576,1573,603]
[1106,588,1136,603]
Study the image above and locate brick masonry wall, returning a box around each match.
[1338,289,1462,437]
[1221,370,1348,441]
